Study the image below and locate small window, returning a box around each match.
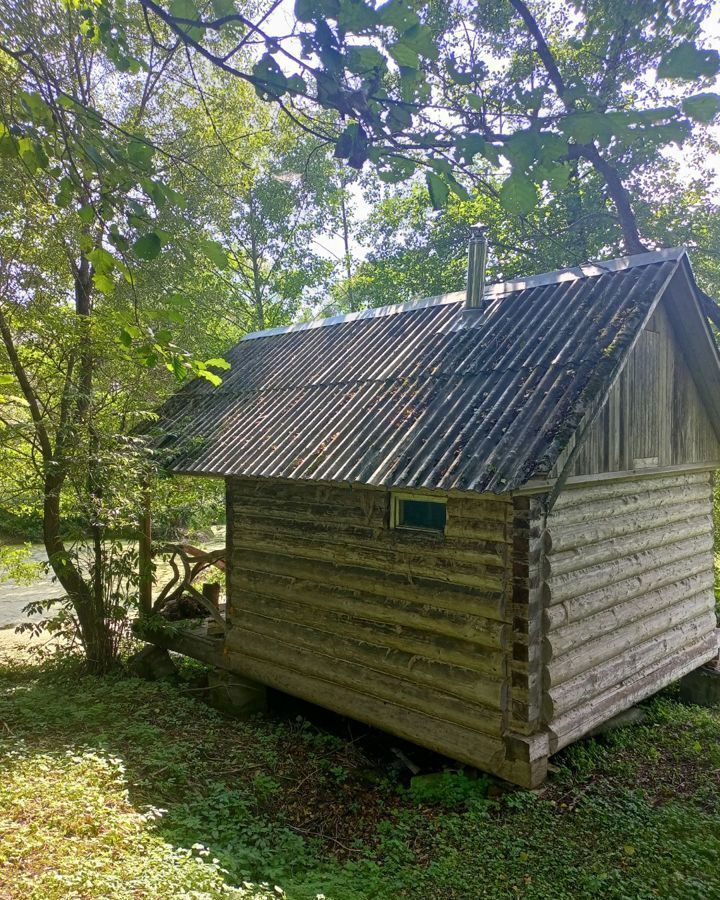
[391,493,446,533]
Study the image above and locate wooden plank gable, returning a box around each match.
[559,284,720,479]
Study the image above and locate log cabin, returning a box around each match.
[148,244,720,787]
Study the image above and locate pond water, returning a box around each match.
[0,527,226,630]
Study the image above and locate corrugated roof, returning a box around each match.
[152,249,691,493]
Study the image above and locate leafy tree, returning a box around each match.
[338,160,720,311]
[0,0,355,671]
[89,0,720,260]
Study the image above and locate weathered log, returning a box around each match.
[551,471,710,511]
[546,571,714,659]
[547,514,712,578]
[547,634,718,751]
[544,549,712,630]
[544,592,714,686]
[229,551,507,621]
[230,576,508,648]
[543,613,716,717]
[229,586,505,675]
[221,643,508,764]
[227,602,506,708]
[547,533,712,607]
[548,497,710,553]
[548,482,710,527]
[225,627,504,736]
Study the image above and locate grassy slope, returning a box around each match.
[0,655,719,900]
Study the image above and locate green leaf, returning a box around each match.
[0,374,14,385]
[82,143,105,170]
[337,0,377,32]
[133,232,162,260]
[18,90,53,126]
[377,0,419,31]
[503,129,541,170]
[377,157,416,183]
[108,227,129,252]
[426,172,449,209]
[87,247,115,275]
[253,53,288,98]
[211,0,235,15]
[167,292,191,307]
[455,134,497,166]
[199,369,222,387]
[200,238,228,269]
[333,122,368,168]
[559,112,612,144]
[295,0,320,21]
[681,92,720,123]
[55,176,74,209]
[545,162,572,192]
[385,103,412,131]
[128,139,154,169]
[139,348,159,368]
[119,327,134,347]
[658,42,720,80]
[499,172,538,216]
[141,178,167,209]
[170,0,202,39]
[78,204,95,225]
[446,173,470,202]
[347,45,387,73]
[466,94,482,112]
[0,131,17,159]
[397,24,437,60]
[205,357,231,370]
[92,272,115,294]
[447,59,483,86]
[388,40,419,68]
[286,74,307,94]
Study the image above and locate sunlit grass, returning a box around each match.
[0,654,719,899]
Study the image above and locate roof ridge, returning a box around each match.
[241,247,687,343]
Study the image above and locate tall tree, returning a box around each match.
[338,160,720,311]
[0,1,309,669]
[100,0,720,259]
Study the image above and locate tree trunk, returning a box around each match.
[340,188,355,312]
[249,200,265,330]
[43,471,114,673]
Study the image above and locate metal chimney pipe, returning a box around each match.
[465,224,487,310]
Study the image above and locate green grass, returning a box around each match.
[1,655,719,899]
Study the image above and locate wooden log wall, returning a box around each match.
[224,478,521,779]
[542,471,718,751]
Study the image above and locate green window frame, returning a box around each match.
[390,492,447,533]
